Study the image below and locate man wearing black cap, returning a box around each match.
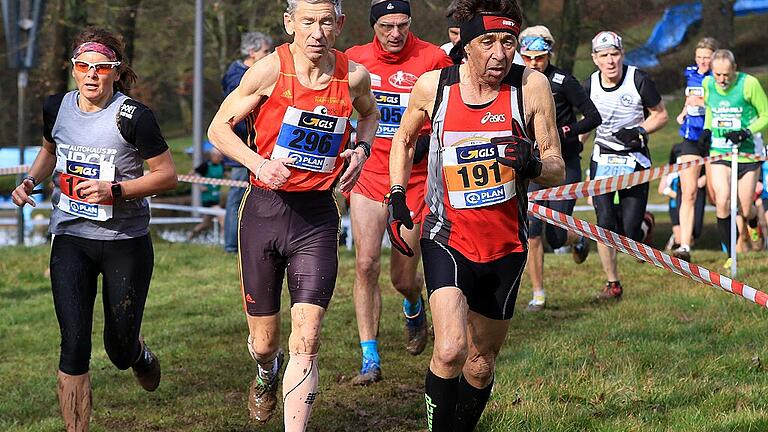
[345,0,452,387]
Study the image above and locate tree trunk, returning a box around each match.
[110,0,142,64]
[557,0,579,73]
[702,0,735,48]
[50,0,88,94]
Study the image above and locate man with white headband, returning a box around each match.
[518,25,602,312]
[583,30,668,301]
[388,0,564,429]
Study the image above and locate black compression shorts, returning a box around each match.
[421,238,526,320]
[238,186,340,316]
[589,160,649,241]
[678,138,707,158]
[711,160,761,179]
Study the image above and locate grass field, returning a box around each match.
[1,240,767,431]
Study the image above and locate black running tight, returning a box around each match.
[50,234,154,375]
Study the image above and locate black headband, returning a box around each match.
[370,1,411,27]
[460,13,521,49]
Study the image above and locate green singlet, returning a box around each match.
[704,72,768,163]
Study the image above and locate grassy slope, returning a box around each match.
[1,243,767,431]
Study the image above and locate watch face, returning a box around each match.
[111,183,122,198]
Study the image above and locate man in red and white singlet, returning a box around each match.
[388,1,564,429]
[344,0,452,386]
[207,1,378,430]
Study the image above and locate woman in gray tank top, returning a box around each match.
[11,27,177,432]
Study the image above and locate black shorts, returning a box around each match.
[589,160,649,241]
[420,238,526,320]
[238,186,340,316]
[678,138,707,157]
[711,160,761,179]
[528,156,582,248]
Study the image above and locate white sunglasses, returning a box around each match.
[71,58,121,74]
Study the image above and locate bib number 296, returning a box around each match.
[288,129,332,154]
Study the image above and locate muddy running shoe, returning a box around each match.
[404,298,428,356]
[351,358,382,386]
[248,350,284,423]
[572,236,590,264]
[526,294,546,312]
[132,343,161,392]
[672,246,691,262]
[597,281,623,301]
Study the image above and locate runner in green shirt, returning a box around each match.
[701,49,768,266]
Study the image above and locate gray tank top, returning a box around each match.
[49,91,150,240]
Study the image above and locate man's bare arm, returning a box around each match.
[523,69,565,186]
[338,60,380,193]
[349,60,379,146]
[390,70,438,188]
[207,52,280,173]
[641,101,669,134]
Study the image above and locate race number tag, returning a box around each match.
[594,154,636,180]
[713,117,741,130]
[57,159,115,221]
[685,86,704,97]
[442,138,515,209]
[374,91,409,138]
[272,106,347,173]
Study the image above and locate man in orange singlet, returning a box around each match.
[207,1,378,430]
[345,0,452,386]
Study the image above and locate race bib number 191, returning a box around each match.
[442,139,515,209]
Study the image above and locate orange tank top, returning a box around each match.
[247,44,353,192]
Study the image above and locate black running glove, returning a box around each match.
[697,129,712,152]
[385,185,414,257]
[613,127,648,149]
[724,128,752,144]
[413,135,430,164]
[494,135,542,180]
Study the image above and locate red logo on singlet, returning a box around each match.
[389,71,419,90]
[245,294,256,304]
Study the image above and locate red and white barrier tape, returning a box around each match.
[528,152,768,202]
[528,202,768,308]
[176,174,249,188]
[0,165,30,176]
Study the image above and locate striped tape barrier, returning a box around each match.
[528,152,768,202]
[528,202,767,308]
[176,174,249,188]
[0,164,30,176]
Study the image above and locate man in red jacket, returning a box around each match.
[345,0,452,386]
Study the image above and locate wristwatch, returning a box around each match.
[111,182,123,200]
[354,141,371,158]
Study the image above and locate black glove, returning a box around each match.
[724,128,752,144]
[697,129,712,152]
[413,135,430,164]
[494,135,542,180]
[385,185,414,257]
[613,127,648,149]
